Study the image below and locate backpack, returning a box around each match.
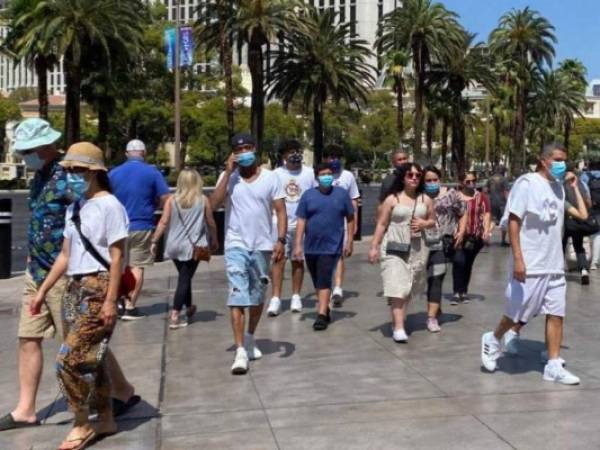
[587,173,600,211]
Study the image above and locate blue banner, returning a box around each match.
[164,26,194,70]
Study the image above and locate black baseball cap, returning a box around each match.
[231,132,256,148]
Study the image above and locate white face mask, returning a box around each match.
[22,152,45,170]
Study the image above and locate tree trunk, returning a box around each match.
[564,120,571,149]
[457,119,466,176]
[248,39,265,153]
[64,52,81,147]
[426,113,434,163]
[395,75,404,143]
[441,117,448,179]
[313,95,324,166]
[98,104,110,160]
[220,20,234,139]
[34,56,49,120]
[413,44,425,160]
[512,85,526,175]
[494,115,501,169]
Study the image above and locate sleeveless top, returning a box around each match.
[383,195,428,253]
[164,197,208,261]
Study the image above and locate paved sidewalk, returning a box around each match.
[0,240,599,449]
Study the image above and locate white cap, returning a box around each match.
[126,139,146,152]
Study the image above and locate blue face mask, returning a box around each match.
[425,182,440,196]
[66,173,88,197]
[550,161,567,181]
[329,159,342,174]
[22,152,45,171]
[237,151,256,167]
[318,174,334,188]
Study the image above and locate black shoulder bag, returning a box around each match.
[385,195,420,257]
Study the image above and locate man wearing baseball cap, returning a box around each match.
[211,132,287,375]
[109,139,171,320]
[0,120,138,431]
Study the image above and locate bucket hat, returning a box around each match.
[59,142,107,171]
[13,118,61,152]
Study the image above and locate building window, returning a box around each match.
[594,84,600,97]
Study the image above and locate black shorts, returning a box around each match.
[304,254,340,290]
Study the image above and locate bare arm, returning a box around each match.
[99,239,125,329]
[351,198,359,237]
[567,183,589,220]
[203,196,219,252]
[293,218,306,260]
[159,193,171,208]
[152,196,172,243]
[210,153,235,209]
[272,198,287,262]
[345,214,355,257]
[368,196,394,263]
[509,213,526,282]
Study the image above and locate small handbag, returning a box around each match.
[442,234,455,257]
[564,215,600,237]
[174,200,211,262]
[463,235,480,251]
[385,195,420,257]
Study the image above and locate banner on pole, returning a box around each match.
[164,26,194,70]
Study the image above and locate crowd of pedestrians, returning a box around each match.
[2,117,600,447]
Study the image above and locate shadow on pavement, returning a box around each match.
[135,303,168,318]
[189,310,224,323]
[226,339,296,358]
[300,310,357,323]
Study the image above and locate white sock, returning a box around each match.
[548,358,562,368]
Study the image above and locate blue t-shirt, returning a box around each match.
[109,159,170,231]
[296,186,354,255]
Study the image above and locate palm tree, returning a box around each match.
[19,0,145,146]
[379,50,410,144]
[235,0,303,152]
[269,8,375,165]
[490,7,556,173]
[194,0,237,139]
[556,59,587,147]
[378,0,463,159]
[1,0,57,119]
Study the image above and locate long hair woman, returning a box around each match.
[368,163,436,343]
[151,169,218,329]
[30,142,129,449]
[422,166,466,332]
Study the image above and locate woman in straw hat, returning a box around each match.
[30,142,128,449]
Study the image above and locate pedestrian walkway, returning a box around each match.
[1,240,599,449]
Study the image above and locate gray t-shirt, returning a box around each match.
[379,172,396,203]
[487,174,509,207]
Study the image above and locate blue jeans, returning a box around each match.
[225,248,272,307]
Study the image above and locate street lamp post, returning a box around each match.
[174,0,181,171]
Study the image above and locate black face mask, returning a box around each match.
[463,186,475,196]
[287,153,303,165]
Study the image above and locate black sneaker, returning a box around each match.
[313,314,329,331]
[117,300,125,319]
[581,270,590,285]
[121,307,145,321]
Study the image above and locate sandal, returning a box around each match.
[58,429,97,450]
[313,314,329,331]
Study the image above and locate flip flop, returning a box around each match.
[112,395,141,417]
[58,429,97,450]
[0,413,40,431]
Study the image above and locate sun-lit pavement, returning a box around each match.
[0,237,599,449]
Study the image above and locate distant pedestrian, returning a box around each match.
[323,144,360,307]
[451,172,492,304]
[579,154,600,270]
[369,163,435,343]
[293,163,355,331]
[379,149,409,203]
[211,133,287,375]
[109,139,171,320]
[487,166,510,246]
[151,169,219,329]
[481,142,580,385]
[0,121,137,434]
[30,142,129,449]
[267,139,315,316]
[422,166,466,332]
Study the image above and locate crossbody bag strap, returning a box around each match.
[71,201,110,270]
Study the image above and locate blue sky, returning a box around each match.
[441,0,600,81]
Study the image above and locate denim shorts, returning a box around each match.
[225,248,272,307]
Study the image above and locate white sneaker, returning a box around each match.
[540,351,566,366]
[290,294,303,312]
[267,297,281,316]
[481,332,502,372]
[231,347,249,375]
[244,333,263,360]
[331,286,343,307]
[392,328,408,343]
[503,329,520,355]
[543,362,580,385]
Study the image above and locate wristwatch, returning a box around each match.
[277,237,287,245]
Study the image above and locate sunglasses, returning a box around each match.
[464,179,476,185]
[405,172,422,180]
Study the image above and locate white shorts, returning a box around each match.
[504,275,566,323]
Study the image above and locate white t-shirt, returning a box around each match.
[274,165,315,229]
[502,172,565,276]
[63,194,129,276]
[331,170,360,200]
[221,168,286,251]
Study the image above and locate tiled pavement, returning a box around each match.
[0,239,599,449]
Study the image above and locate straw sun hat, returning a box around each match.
[59,142,107,172]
